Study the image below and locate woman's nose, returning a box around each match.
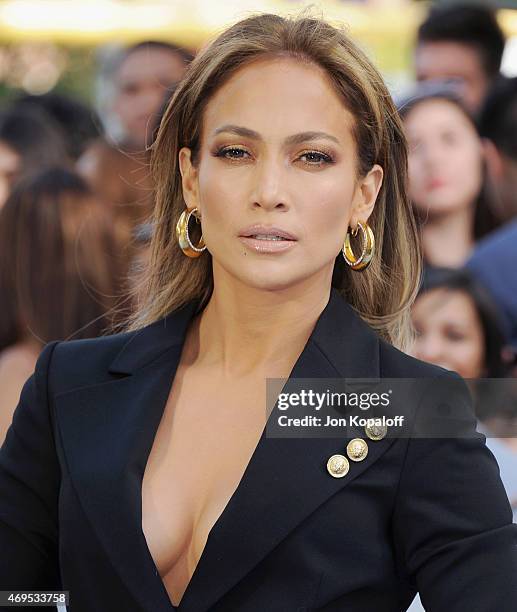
[421,143,444,172]
[250,158,290,211]
[417,335,445,364]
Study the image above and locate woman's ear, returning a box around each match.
[178,147,201,212]
[349,164,383,227]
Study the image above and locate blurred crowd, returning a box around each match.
[0,3,516,529]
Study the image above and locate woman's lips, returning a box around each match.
[238,225,298,253]
[238,235,297,253]
[426,178,448,191]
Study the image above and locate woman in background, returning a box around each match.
[410,266,517,520]
[408,266,517,611]
[410,266,507,378]
[0,167,126,443]
[399,85,499,268]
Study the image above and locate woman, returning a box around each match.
[399,84,499,268]
[1,13,516,612]
[410,267,517,519]
[408,266,517,612]
[0,167,126,444]
[410,266,508,379]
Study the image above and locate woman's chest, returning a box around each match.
[141,372,270,604]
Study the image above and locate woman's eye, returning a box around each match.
[299,151,334,166]
[216,147,250,160]
[214,147,334,165]
[446,330,466,342]
[441,131,458,146]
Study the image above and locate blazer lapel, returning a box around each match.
[55,289,401,612]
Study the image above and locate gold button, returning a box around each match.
[346,438,368,462]
[364,421,388,441]
[327,454,350,478]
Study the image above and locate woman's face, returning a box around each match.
[410,287,485,379]
[179,56,383,294]
[0,141,20,209]
[404,98,483,218]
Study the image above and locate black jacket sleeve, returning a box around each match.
[393,374,517,611]
[0,341,61,592]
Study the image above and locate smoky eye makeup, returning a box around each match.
[212,145,251,159]
[297,148,336,165]
[210,143,337,166]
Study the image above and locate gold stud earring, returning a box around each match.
[176,207,206,258]
[342,221,375,271]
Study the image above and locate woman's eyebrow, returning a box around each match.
[212,124,340,145]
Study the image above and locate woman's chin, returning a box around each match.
[243,275,304,293]
[232,268,310,293]
[213,256,330,293]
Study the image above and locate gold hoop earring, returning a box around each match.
[176,207,206,258]
[342,221,375,271]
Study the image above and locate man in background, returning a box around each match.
[109,40,191,151]
[414,4,506,114]
[77,41,193,226]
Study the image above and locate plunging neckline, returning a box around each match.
[132,290,343,610]
[137,363,277,610]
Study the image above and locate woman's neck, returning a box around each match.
[421,206,475,268]
[186,271,332,378]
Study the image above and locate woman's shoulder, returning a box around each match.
[0,343,39,403]
[41,302,198,399]
[45,329,137,393]
[44,306,193,397]
[0,344,39,435]
[0,343,38,380]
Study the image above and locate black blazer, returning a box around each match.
[1,288,517,612]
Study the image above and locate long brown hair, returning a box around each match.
[129,12,422,351]
[0,167,126,350]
